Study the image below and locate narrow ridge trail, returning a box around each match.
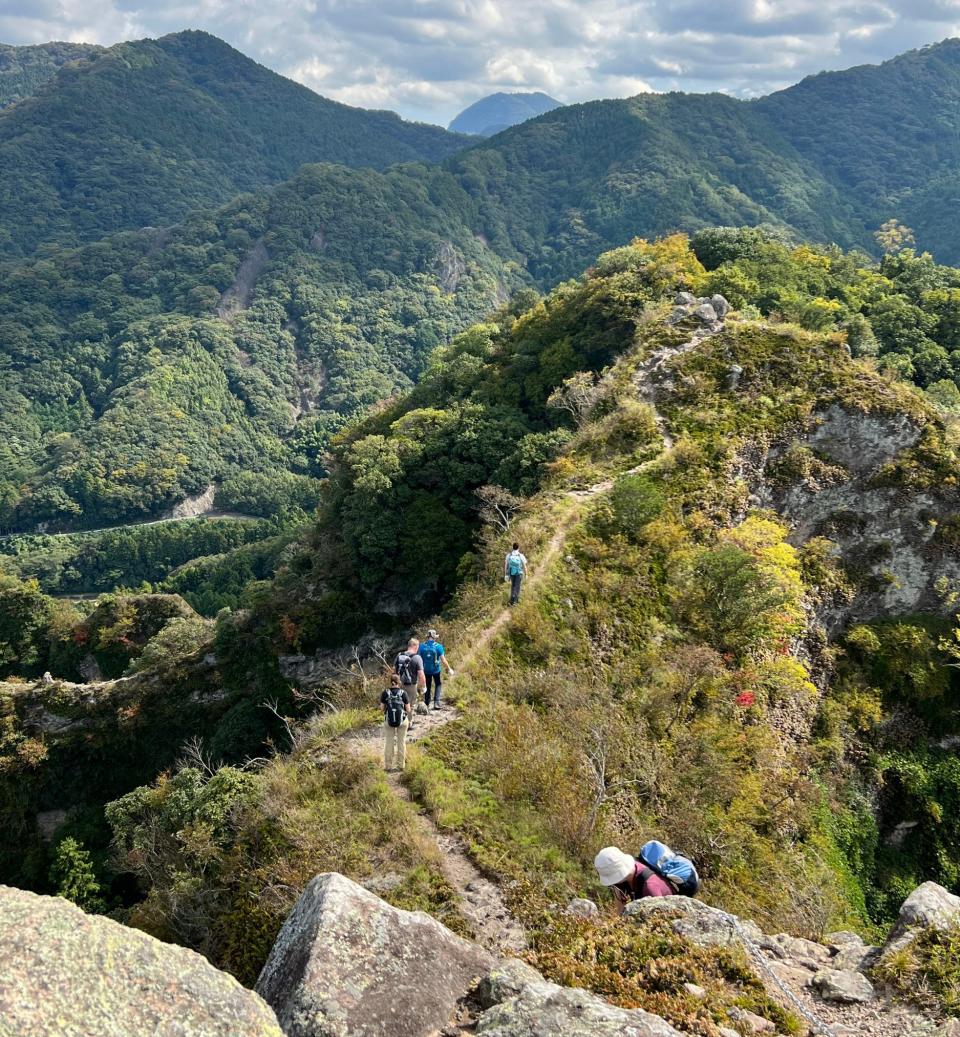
[344,316,719,954]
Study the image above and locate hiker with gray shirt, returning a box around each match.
[393,637,426,724]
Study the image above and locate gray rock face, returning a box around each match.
[723,363,743,391]
[693,302,718,324]
[0,885,283,1037]
[710,294,731,318]
[626,896,761,950]
[727,1006,775,1032]
[476,978,682,1037]
[675,291,696,306]
[811,967,875,1004]
[895,881,960,932]
[255,872,493,1037]
[476,958,548,1010]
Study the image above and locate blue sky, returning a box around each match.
[2,0,959,124]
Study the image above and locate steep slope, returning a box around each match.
[448,91,561,135]
[756,38,960,261]
[0,42,101,108]
[0,162,519,534]
[0,30,466,257]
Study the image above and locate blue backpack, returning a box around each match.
[638,840,700,897]
[507,552,524,577]
[419,641,441,675]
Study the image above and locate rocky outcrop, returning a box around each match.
[755,403,960,631]
[625,894,762,950]
[0,885,282,1037]
[881,880,960,958]
[168,482,216,519]
[255,872,494,1037]
[667,292,728,334]
[810,967,875,1003]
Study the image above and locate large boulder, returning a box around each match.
[255,872,493,1037]
[883,881,960,957]
[0,885,282,1037]
[476,977,682,1037]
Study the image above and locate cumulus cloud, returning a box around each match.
[0,0,958,122]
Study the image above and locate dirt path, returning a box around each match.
[343,316,723,955]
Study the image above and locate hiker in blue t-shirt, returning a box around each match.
[418,628,455,709]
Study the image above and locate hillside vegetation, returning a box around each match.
[0,42,100,109]
[0,30,467,256]
[5,238,960,1028]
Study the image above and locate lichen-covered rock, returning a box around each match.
[626,895,761,950]
[727,1006,775,1033]
[811,967,875,1004]
[881,881,960,961]
[710,294,731,318]
[475,958,546,1009]
[0,885,283,1037]
[475,978,682,1036]
[255,872,493,1037]
[893,881,960,934]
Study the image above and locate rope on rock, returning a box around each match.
[716,910,840,1037]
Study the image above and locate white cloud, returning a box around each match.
[0,0,957,124]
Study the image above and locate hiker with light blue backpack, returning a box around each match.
[595,841,700,914]
[504,542,528,606]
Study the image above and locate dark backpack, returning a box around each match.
[395,652,416,686]
[385,687,405,728]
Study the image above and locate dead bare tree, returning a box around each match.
[475,484,523,532]
[177,735,220,778]
[547,371,600,426]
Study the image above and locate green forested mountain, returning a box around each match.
[0,42,101,109]
[0,30,466,256]
[0,161,520,533]
[6,35,960,595]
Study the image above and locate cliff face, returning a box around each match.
[754,404,960,634]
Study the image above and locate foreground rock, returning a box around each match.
[476,961,682,1037]
[0,885,282,1037]
[256,872,493,1037]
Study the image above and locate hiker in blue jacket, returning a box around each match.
[418,628,455,710]
[504,542,528,606]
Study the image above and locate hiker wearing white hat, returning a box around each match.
[594,846,672,914]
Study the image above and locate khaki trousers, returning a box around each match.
[384,718,409,770]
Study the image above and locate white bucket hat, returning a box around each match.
[594,846,635,886]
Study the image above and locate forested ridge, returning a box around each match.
[0,42,100,109]
[4,33,960,556]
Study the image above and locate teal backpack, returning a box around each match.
[507,552,524,576]
[419,641,440,675]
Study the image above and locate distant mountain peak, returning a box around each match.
[448,91,561,136]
